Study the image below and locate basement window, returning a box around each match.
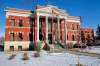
[18,46,22,51]
[10,46,14,51]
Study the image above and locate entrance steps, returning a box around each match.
[49,44,66,52]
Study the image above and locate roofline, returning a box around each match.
[4,7,34,14]
[80,28,94,30]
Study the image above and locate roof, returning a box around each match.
[67,16,81,21]
[36,5,68,16]
[4,8,33,13]
[80,28,93,31]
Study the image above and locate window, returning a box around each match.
[72,35,75,41]
[67,35,68,40]
[48,33,53,44]
[10,46,14,51]
[48,20,52,29]
[19,20,23,27]
[72,24,74,30]
[10,33,14,41]
[29,18,33,28]
[10,19,15,26]
[18,46,22,51]
[39,18,42,29]
[18,33,23,41]
[77,35,80,41]
[29,32,33,41]
[85,31,89,33]
[39,33,43,41]
[77,24,79,30]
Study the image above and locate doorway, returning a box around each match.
[48,33,53,44]
[29,32,34,50]
[29,32,33,41]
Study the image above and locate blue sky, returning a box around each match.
[0,0,100,37]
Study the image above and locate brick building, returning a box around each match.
[4,5,93,51]
[80,28,94,45]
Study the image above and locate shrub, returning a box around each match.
[43,43,50,51]
[22,52,29,60]
[35,41,42,53]
[8,53,16,60]
[34,52,40,57]
[75,64,86,66]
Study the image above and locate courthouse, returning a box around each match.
[4,5,94,51]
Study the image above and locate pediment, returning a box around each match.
[36,5,68,16]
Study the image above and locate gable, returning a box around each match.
[36,5,68,16]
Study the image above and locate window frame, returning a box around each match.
[18,33,23,41]
[10,33,14,41]
[10,19,15,27]
[19,19,23,27]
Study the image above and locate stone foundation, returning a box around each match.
[4,41,30,51]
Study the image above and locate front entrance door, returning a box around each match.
[48,33,53,44]
[29,32,33,41]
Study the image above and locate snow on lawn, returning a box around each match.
[0,51,100,66]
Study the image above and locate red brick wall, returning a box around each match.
[5,15,81,44]
[67,22,80,41]
[80,28,94,43]
[5,15,30,41]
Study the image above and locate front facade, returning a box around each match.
[4,5,82,51]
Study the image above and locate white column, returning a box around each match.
[37,16,39,42]
[46,16,48,44]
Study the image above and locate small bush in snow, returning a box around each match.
[75,64,86,66]
[8,53,16,60]
[34,52,40,57]
[22,52,29,60]
[35,41,42,53]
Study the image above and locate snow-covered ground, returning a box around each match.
[0,51,100,66]
[80,46,100,54]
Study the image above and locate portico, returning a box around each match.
[35,7,68,46]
